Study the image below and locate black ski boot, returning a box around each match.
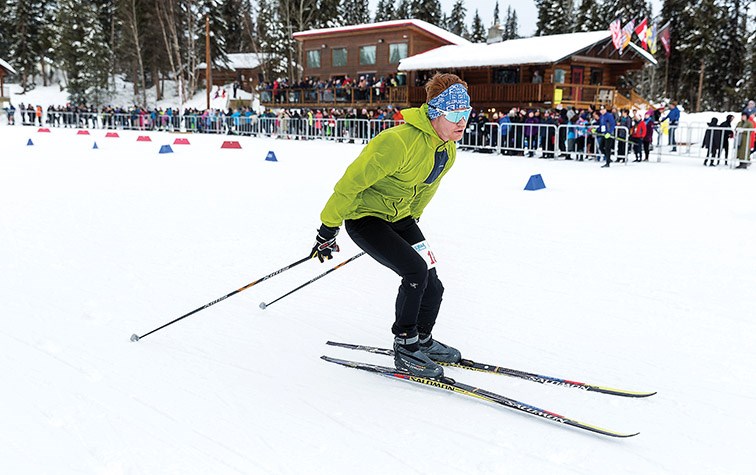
[419,334,461,363]
[393,334,443,378]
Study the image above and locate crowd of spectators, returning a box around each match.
[256,74,403,104]
[3,95,754,169]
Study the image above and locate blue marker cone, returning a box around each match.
[159,144,174,154]
[93,142,99,149]
[265,151,278,162]
[27,139,34,146]
[524,174,546,191]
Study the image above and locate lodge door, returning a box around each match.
[571,66,584,103]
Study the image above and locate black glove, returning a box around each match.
[311,224,340,262]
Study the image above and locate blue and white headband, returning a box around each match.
[427,83,471,120]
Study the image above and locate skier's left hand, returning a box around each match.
[311,224,340,262]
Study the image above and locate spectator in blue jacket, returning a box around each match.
[660,102,680,151]
[598,104,616,168]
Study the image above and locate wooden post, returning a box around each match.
[205,16,211,110]
[696,59,704,113]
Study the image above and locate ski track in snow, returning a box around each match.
[2,126,756,474]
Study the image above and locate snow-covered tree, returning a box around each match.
[536,0,573,36]
[447,0,467,38]
[574,0,604,32]
[503,6,519,40]
[6,0,46,91]
[715,0,748,109]
[396,0,410,19]
[600,0,651,23]
[314,0,342,28]
[492,1,500,27]
[340,0,370,25]
[375,0,397,22]
[411,0,442,25]
[469,9,486,42]
[57,0,111,105]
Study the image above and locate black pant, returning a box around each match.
[603,137,614,164]
[345,216,444,337]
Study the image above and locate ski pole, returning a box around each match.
[131,255,312,342]
[259,252,366,310]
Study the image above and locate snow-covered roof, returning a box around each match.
[293,19,471,46]
[197,53,264,71]
[0,58,17,75]
[399,31,618,71]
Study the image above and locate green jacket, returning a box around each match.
[320,104,456,228]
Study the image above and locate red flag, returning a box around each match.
[658,22,671,58]
[634,18,649,50]
[609,19,623,51]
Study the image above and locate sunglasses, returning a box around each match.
[430,105,472,123]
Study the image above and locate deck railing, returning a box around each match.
[258,83,621,109]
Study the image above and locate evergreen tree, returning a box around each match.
[57,0,111,105]
[254,0,287,79]
[503,6,519,40]
[314,0,342,28]
[492,1,500,26]
[469,9,486,42]
[411,0,442,25]
[0,0,13,57]
[222,0,246,53]
[716,0,748,109]
[396,0,410,19]
[660,0,723,110]
[600,0,651,23]
[197,0,230,68]
[447,0,467,38]
[574,0,604,31]
[375,0,397,22]
[340,0,370,25]
[536,0,573,35]
[6,0,46,91]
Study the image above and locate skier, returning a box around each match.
[310,73,470,378]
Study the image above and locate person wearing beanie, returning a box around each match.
[310,73,471,378]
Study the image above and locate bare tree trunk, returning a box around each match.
[125,0,147,106]
[158,0,187,106]
[696,59,704,113]
[186,5,197,99]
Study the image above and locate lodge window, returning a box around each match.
[553,68,566,84]
[332,48,347,67]
[389,43,408,64]
[493,67,519,84]
[590,68,603,85]
[307,50,321,69]
[360,45,376,65]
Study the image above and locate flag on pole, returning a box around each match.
[648,22,658,55]
[658,21,671,58]
[609,19,623,51]
[620,20,635,55]
[634,18,649,50]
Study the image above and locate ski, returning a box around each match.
[321,355,639,438]
[326,341,656,398]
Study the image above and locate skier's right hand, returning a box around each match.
[311,224,340,263]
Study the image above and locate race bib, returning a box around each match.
[412,240,438,269]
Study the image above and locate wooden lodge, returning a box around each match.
[0,58,16,105]
[398,30,657,111]
[196,53,265,93]
[262,25,656,112]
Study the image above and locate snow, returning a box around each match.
[1,57,17,75]
[399,30,612,71]
[2,121,756,474]
[293,19,472,46]
[2,80,240,113]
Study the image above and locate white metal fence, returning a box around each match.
[3,108,753,168]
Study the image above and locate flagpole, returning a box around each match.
[664,58,669,98]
